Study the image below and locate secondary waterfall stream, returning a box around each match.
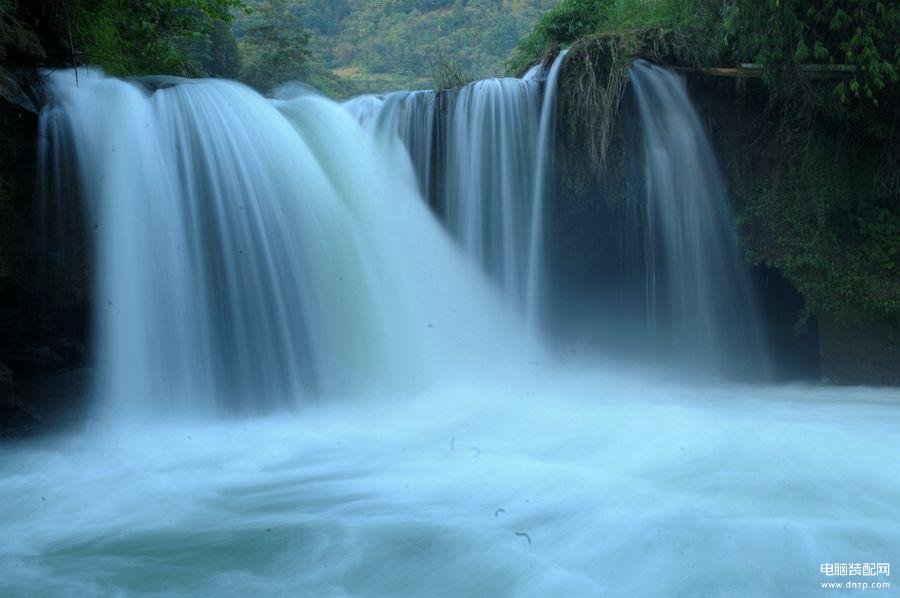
[1,61,897,597]
[629,60,768,374]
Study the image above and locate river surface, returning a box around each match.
[2,367,897,597]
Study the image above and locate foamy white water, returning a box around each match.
[2,371,898,596]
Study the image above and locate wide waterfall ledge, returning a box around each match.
[1,55,896,598]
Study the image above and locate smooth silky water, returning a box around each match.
[1,65,898,597]
[3,374,899,596]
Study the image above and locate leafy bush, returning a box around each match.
[737,135,900,321]
[507,0,609,75]
[727,1,898,109]
[512,1,898,132]
[0,0,45,62]
[725,0,899,143]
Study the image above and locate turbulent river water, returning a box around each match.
[2,372,899,596]
[1,60,898,597]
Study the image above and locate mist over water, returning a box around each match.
[3,374,899,596]
[2,62,898,597]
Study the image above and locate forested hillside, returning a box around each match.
[2,0,550,97]
[237,0,555,93]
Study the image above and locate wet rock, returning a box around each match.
[819,316,900,386]
[0,346,64,376]
[0,362,12,396]
[0,67,39,113]
[0,303,26,339]
[50,337,86,363]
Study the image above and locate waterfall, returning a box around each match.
[347,56,766,375]
[348,52,568,314]
[443,78,540,303]
[351,82,539,303]
[40,70,525,417]
[629,60,768,374]
[526,50,568,328]
[39,56,770,417]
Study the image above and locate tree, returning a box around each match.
[205,19,241,78]
[238,0,312,94]
[55,0,246,76]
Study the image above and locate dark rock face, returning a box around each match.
[547,67,818,380]
[0,67,90,436]
[681,73,823,381]
[0,361,11,394]
[819,317,900,386]
[682,72,898,385]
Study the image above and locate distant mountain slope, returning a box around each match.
[242,0,556,95]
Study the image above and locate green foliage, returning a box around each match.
[514,0,899,135]
[738,135,900,321]
[237,0,312,93]
[727,1,898,109]
[725,0,899,144]
[205,19,241,78]
[236,0,554,93]
[0,0,15,53]
[430,49,472,91]
[58,0,246,76]
[0,0,45,62]
[507,0,607,75]
[507,0,724,75]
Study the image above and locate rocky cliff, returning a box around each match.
[0,68,89,436]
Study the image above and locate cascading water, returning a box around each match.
[443,78,540,302]
[344,91,438,200]
[628,60,768,374]
[40,70,525,417]
[348,52,568,314]
[526,50,568,327]
[348,55,765,375]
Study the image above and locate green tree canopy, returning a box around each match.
[237,0,313,93]
[60,0,246,76]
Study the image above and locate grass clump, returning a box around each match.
[430,49,473,91]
